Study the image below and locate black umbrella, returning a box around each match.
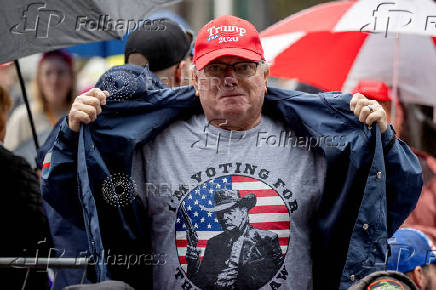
[1,0,178,150]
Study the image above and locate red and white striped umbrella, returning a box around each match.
[260,0,436,106]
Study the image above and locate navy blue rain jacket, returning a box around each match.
[41,65,423,289]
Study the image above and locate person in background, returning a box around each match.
[387,228,436,290]
[35,18,194,171]
[33,20,194,289]
[4,50,76,167]
[0,86,11,142]
[0,86,52,290]
[353,80,436,242]
[124,18,192,87]
[0,61,21,114]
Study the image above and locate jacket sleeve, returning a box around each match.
[41,116,84,228]
[320,92,423,237]
[381,126,423,236]
[40,118,91,288]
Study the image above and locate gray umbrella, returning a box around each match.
[1,0,178,150]
[1,0,179,63]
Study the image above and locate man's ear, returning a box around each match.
[174,62,183,87]
[192,69,199,96]
[263,64,269,94]
[407,266,426,289]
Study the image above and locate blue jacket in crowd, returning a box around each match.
[41,65,423,289]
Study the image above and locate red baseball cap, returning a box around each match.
[39,50,73,68]
[352,80,392,101]
[193,15,264,70]
[0,61,13,68]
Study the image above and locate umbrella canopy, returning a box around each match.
[260,0,436,106]
[0,0,178,64]
[65,9,193,59]
[1,0,177,152]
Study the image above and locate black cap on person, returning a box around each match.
[124,18,191,72]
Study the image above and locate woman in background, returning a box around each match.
[4,50,76,166]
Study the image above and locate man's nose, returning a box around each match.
[222,66,238,86]
[223,76,237,87]
[223,68,238,86]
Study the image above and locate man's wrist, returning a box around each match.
[60,116,79,144]
[381,124,396,154]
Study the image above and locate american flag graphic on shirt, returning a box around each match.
[175,175,290,273]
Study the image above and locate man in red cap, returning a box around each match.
[46,15,422,290]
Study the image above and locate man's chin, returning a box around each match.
[218,107,248,120]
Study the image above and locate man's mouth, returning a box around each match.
[219,93,244,99]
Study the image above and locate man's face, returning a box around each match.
[217,206,248,232]
[193,55,268,130]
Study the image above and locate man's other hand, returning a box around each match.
[350,93,388,133]
[68,88,109,132]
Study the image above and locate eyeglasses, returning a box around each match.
[203,61,260,78]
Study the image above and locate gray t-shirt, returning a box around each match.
[132,114,326,290]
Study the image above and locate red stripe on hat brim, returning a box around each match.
[0,61,13,68]
[195,47,263,71]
